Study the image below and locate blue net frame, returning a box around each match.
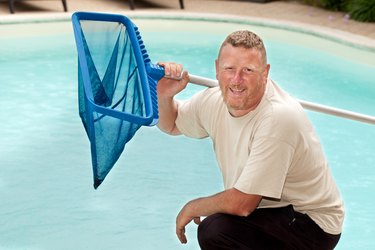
[72,12,164,188]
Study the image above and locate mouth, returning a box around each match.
[229,87,245,96]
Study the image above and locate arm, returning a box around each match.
[156,62,190,135]
[176,188,262,244]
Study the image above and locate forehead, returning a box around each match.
[218,44,262,65]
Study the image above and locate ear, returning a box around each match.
[215,59,219,80]
[263,64,270,80]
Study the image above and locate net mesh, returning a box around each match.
[78,20,147,188]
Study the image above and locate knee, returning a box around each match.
[198,213,236,249]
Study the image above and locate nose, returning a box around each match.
[232,70,244,84]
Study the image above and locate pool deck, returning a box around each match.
[0,0,375,50]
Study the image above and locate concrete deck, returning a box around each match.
[0,0,374,49]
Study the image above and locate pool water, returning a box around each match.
[0,19,375,249]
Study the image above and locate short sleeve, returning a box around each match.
[175,90,209,139]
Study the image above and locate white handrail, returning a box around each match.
[189,74,375,126]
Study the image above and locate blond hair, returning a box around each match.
[218,30,267,65]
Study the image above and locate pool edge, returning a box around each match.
[1,11,374,53]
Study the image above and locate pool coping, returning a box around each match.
[1,11,375,52]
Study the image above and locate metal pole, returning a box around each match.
[189,74,375,126]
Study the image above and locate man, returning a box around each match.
[156,30,344,249]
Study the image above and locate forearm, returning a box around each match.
[157,96,181,135]
[176,188,261,243]
[182,188,260,218]
[155,63,189,135]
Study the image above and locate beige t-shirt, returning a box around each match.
[175,79,344,235]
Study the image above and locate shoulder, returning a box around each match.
[256,80,312,141]
[176,86,224,138]
[185,86,223,113]
[194,86,221,103]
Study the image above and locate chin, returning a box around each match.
[227,98,244,108]
[227,102,244,111]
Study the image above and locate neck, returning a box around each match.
[228,97,262,117]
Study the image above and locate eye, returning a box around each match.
[223,66,235,74]
[243,67,255,74]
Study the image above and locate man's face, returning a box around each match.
[216,44,270,117]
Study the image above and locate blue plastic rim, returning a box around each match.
[72,11,159,126]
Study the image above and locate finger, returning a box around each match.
[169,63,176,78]
[174,64,183,79]
[157,62,186,80]
[168,63,183,80]
[157,61,172,77]
[176,226,187,244]
[181,71,189,82]
[193,217,201,225]
[164,64,171,77]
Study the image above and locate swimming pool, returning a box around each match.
[1,16,375,249]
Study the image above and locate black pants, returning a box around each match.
[198,205,341,250]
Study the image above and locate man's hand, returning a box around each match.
[157,62,190,99]
[176,202,201,244]
[174,189,262,244]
